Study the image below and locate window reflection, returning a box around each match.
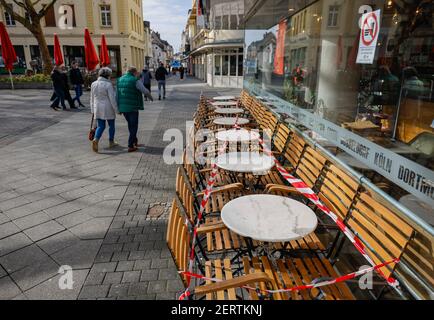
[245,0,434,170]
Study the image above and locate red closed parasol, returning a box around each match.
[99,34,110,67]
[84,28,99,71]
[53,34,64,66]
[0,22,17,89]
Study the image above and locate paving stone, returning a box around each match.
[79,285,110,299]
[147,280,167,294]
[140,269,159,282]
[103,272,123,285]
[69,217,112,240]
[121,271,141,283]
[52,240,102,269]
[0,276,22,299]
[10,258,59,291]
[0,222,20,239]
[158,268,179,280]
[44,202,82,219]
[133,259,151,271]
[24,269,89,300]
[91,262,118,273]
[111,251,129,262]
[0,213,11,225]
[128,282,149,296]
[13,211,51,230]
[56,211,93,229]
[128,250,145,260]
[37,230,80,255]
[94,251,113,263]
[116,260,134,272]
[24,221,65,242]
[0,233,33,257]
[0,244,49,273]
[84,271,106,286]
[108,283,129,297]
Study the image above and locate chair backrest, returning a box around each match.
[176,167,195,223]
[296,146,327,189]
[347,192,414,278]
[183,151,198,191]
[318,164,360,220]
[282,130,306,169]
[167,198,191,287]
[261,111,278,135]
[272,123,291,154]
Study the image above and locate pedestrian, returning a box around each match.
[90,67,119,153]
[179,65,185,80]
[60,65,77,110]
[117,66,153,153]
[69,61,86,108]
[140,66,152,101]
[155,62,168,100]
[50,65,70,111]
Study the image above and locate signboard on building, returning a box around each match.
[357,9,381,64]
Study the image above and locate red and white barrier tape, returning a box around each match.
[180,115,242,300]
[258,138,399,287]
[179,258,399,297]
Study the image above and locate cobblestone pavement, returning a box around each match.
[0,76,240,300]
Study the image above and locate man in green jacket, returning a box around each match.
[117,66,153,152]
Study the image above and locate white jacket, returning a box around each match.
[90,77,118,120]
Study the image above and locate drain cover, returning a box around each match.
[147,205,165,218]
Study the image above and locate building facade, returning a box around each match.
[182,0,244,88]
[0,0,146,76]
[151,31,174,69]
[143,20,153,67]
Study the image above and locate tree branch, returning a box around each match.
[37,0,56,18]
[0,0,33,30]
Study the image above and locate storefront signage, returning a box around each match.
[245,82,434,207]
[356,9,381,64]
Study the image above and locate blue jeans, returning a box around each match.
[123,112,139,148]
[73,85,83,104]
[95,119,115,141]
[158,80,166,98]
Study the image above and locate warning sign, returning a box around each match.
[357,9,381,64]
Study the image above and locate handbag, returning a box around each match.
[88,115,96,141]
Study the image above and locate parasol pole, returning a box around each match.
[8,69,14,90]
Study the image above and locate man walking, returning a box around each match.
[140,66,152,101]
[69,61,86,108]
[117,66,153,153]
[155,62,168,100]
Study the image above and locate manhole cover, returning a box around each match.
[147,205,165,218]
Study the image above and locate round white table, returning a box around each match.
[221,195,318,242]
[211,101,238,107]
[213,118,250,126]
[216,129,260,143]
[213,96,236,101]
[215,152,275,174]
[215,108,244,115]
[399,195,434,226]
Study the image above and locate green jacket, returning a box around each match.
[116,73,144,113]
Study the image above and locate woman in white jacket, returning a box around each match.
[90,68,119,153]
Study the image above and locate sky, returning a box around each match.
[143,0,192,53]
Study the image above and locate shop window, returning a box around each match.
[238,54,244,76]
[215,55,221,76]
[222,55,229,76]
[230,55,237,76]
[100,5,112,27]
[327,5,339,27]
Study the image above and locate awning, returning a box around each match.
[188,41,243,56]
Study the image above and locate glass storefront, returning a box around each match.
[243,0,434,211]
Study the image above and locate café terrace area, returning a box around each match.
[165,91,432,300]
